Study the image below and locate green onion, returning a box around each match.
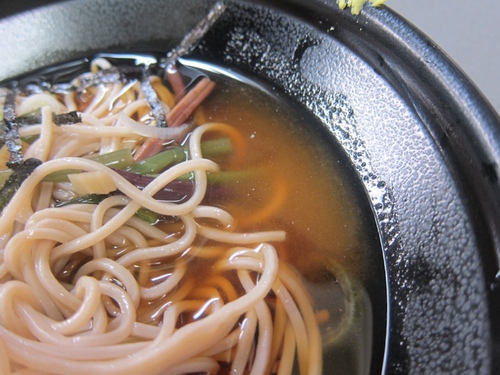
[56,193,159,224]
[42,138,233,183]
[21,134,40,145]
[200,138,233,157]
[18,110,43,145]
[18,108,42,119]
[126,138,232,176]
[126,147,187,175]
[44,169,82,183]
[176,169,260,184]
[91,148,133,170]
[56,193,109,206]
[43,149,133,183]
[134,207,160,224]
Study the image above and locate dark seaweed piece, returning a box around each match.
[17,111,82,126]
[140,72,167,128]
[51,111,82,125]
[1,86,23,163]
[0,158,42,212]
[162,1,226,67]
[70,65,144,93]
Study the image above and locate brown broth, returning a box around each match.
[203,76,372,281]
[189,69,385,374]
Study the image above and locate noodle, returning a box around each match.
[0,59,324,374]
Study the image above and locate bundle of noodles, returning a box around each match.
[0,59,322,374]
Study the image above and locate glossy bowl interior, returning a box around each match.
[0,0,499,373]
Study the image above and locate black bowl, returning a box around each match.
[1,1,499,373]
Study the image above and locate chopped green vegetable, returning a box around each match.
[21,134,40,145]
[176,169,260,184]
[200,138,233,157]
[133,207,160,224]
[91,148,133,170]
[56,193,159,224]
[44,148,133,182]
[44,168,81,183]
[18,108,41,119]
[56,193,109,206]
[41,138,234,184]
[127,147,187,175]
[126,138,233,176]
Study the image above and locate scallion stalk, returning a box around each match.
[56,194,109,206]
[21,134,40,145]
[126,147,187,175]
[91,148,133,170]
[56,193,160,224]
[175,169,259,184]
[43,148,133,183]
[126,138,232,176]
[200,138,233,157]
[134,207,160,224]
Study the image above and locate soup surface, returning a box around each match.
[198,67,386,374]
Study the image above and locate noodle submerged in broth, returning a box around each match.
[0,57,379,374]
